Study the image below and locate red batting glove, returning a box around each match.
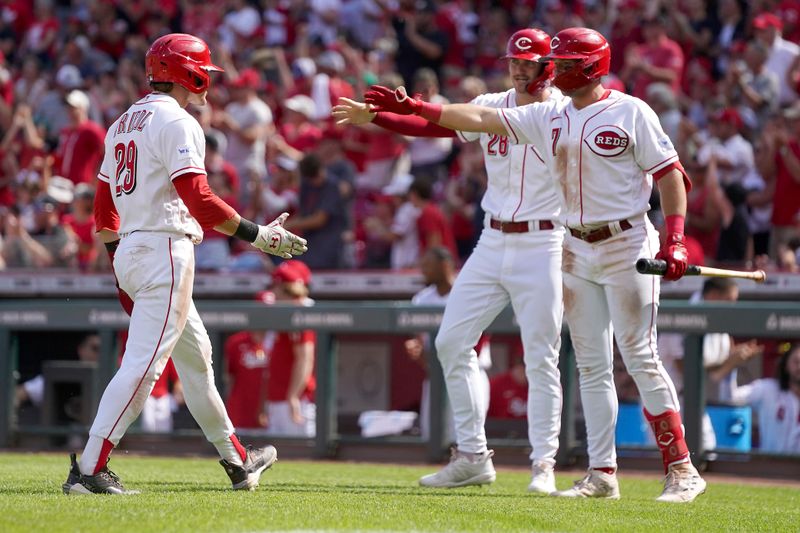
[105,240,134,315]
[656,215,688,281]
[364,85,442,121]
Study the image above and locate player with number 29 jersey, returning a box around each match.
[99,93,205,241]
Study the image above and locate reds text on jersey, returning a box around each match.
[497,90,678,229]
[456,89,562,222]
[98,93,205,241]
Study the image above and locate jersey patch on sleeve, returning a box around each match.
[176,144,195,159]
[657,135,674,153]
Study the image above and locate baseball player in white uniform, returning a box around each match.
[334,29,565,493]
[362,27,707,503]
[62,33,307,495]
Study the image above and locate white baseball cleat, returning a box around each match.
[551,469,620,499]
[419,449,496,488]
[527,460,556,494]
[656,462,707,503]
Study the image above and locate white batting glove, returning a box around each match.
[251,212,308,259]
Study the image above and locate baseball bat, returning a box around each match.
[635,258,767,283]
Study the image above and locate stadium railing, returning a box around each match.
[1,299,798,468]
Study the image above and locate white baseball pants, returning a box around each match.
[80,232,241,474]
[562,217,680,469]
[435,225,564,464]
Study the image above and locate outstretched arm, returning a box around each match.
[360,86,508,137]
[333,97,457,138]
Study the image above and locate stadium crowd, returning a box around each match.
[0,0,798,273]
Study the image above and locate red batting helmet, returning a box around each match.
[544,27,610,92]
[503,28,554,95]
[146,33,223,94]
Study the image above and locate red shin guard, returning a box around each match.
[93,438,115,475]
[230,434,247,463]
[644,409,690,472]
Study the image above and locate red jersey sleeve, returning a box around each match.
[173,172,238,230]
[94,178,120,233]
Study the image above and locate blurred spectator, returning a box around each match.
[316,129,356,267]
[666,0,716,59]
[15,332,100,411]
[621,14,684,100]
[716,182,752,264]
[265,260,316,436]
[658,278,763,450]
[405,246,491,439]
[487,348,527,420]
[140,358,184,433]
[408,177,457,261]
[696,108,754,187]
[259,155,300,223]
[608,0,643,74]
[35,63,84,140]
[308,0,343,47]
[285,153,347,269]
[723,343,800,453]
[391,0,448,85]
[217,68,273,206]
[2,197,76,268]
[407,68,452,183]
[62,182,98,271]
[310,50,354,120]
[224,326,270,431]
[645,83,681,144]
[13,56,48,109]
[382,173,420,270]
[723,41,779,131]
[711,0,747,77]
[686,152,726,264]
[756,108,800,261]
[278,94,323,158]
[753,12,800,107]
[53,90,104,185]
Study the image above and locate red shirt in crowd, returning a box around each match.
[224,331,269,429]
[631,37,685,100]
[417,203,458,260]
[279,122,323,153]
[151,358,179,399]
[488,371,528,419]
[54,121,105,185]
[266,330,316,402]
[62,212,96,269]
[772,142,800,226]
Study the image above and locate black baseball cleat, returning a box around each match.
[63,454,139,495]
[220,444,278,490]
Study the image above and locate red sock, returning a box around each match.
[230,434,247,463]
[593,467,616,475]
[93,438,115,475]
[644,409,690,473]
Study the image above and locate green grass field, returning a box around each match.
[1,453,798,532]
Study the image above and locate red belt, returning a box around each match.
[569,220,632,243]
[490,219,555,233]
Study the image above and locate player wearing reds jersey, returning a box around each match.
[62,33,307,495]
[362,27,706,503]
[334,29,565,493]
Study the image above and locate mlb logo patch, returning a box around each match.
[177,144,194,157]
[657,136,674,152]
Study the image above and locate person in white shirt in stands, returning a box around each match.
[712,343,800,454]
[752,13,800,107]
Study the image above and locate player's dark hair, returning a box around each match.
[205,134,219,152]
[150,81,174,93]
[299,154,322,179]
[409,178,432,201]
[702,277,737,296]
[777,344,798,391]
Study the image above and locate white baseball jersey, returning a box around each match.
[98,93,204,241]
[732,379,800,453]
[456,89,561,222]
[498,90,679,229]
